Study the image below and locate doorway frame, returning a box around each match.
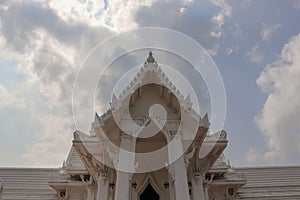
[136,174,164,200]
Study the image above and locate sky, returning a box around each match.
[0,0,300,167]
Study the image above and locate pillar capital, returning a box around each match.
[86,184,96,200]
[120,132,131,140]
[97,163,109,178]
[87,184,96,191]
[96,164,110,200]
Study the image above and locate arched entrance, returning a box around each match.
[140,183,159,200]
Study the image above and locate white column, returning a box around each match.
[173,156,190,200]
[115,171,131,200]
[168,134,190,200]
[191,173,205,200]
[204,184,209,200]
[115,133,136,200]
[87,184,96,200]
[168,179,176,200]
[97,175,109,200]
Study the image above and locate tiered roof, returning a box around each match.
[236,166,300,199]
[0,168,57,200]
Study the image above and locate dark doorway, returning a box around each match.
[140,183,159,200]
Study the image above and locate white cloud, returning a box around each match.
[0,85,15,110]
[0,31,22,62]
[210,31,223,39]
[134,0,232,55]
[95,0,155,31]
[293,0,300,10]
[21,114,74,166]
[230,23,243,38]
[226,47,233,55]
[245,148,263,163]
[210,0,232,28]
[260,23,282,42]
[0,84,26,110]
[0,0,233,167]
[183,0,194,5]
[209,0,232,54]
[0,0,167,167]
[250,33,300,165]
[246,44,264,64]
[180,7,187,14]
[0,0,115,166]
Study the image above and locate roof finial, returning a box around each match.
[146,50,155,63]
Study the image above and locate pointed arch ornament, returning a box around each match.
[136,174,163,200]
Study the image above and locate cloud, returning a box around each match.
[246,44,264,64]
[134,0,232,55]
[0,0,115,166]
[0,85,15,110]
[226,47,233,55]
[0,84,26,111]
[230,23,243,38]
[0,0,232,167]
[245,148,264,163]
[293,0,300,10]
[260,23,282,42]
[93,0,155,31]
[210,0,232,28]
[0,0,163,166]
[250,33,300,165]
[21,114,74,166]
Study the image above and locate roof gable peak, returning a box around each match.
[146,50,155,64]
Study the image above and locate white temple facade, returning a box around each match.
[1,53,300,200]
[48,52,246,200]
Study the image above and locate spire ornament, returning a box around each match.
[146,51,155,63]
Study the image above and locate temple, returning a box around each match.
[0,53,300,200]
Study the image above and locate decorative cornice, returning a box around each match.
[181,94,193,111]
[97,110,112,126]
[200,113,210,127]
[95,53,211,131]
